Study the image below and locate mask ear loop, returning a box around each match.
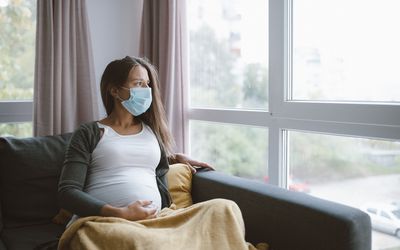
[115,89,126,102]
[117,86,131,102]
[116,95,124,102]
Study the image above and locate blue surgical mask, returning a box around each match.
[119,87,152,116]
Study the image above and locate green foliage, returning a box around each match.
[242,63,268,107]
[0,122,32,137]
[0,0,36,97]
[190,25,241,107]
[290,132,400,184]
[189,24,269,179]
[191,121,268,180]
[190,25,269,109]
[0,1,35,137]
[0,85,33,99]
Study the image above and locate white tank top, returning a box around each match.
[85,122,162,209]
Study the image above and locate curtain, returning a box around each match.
[140,0,188,153]
[34,0,99,136]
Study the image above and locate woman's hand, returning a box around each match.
[101,200,157,221]
[172,153,214,174]
[120,200,157,221]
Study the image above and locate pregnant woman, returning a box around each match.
[57,56,266,250]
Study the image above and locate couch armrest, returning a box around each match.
[0,239,6,250]
[192,171,371,250]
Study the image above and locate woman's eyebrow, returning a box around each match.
[129,78,149,81]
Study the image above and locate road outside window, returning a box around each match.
[288,131,400,249]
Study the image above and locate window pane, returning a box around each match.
[0,122,32,137]
[190,120,268,181]
[288,131,400,249]
[0,0,36,100]
[292,0,400,103]
[188,0,268,110]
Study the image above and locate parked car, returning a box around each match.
[263,175,311,193]
[288,176,311,193]
[362,203,400,238]
[391,201,400,208]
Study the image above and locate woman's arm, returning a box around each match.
[168,153,214,173]
[58,125,107,217]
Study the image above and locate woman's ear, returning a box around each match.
[110,87,119,99]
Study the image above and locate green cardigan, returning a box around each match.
[58,122,172,217]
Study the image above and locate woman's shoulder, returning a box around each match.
[69,121,101,151]
[72,121,100,135]
[79,121,99,130]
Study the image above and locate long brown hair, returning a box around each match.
[100,56,174,155]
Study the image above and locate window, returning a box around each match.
[0,122,33,137]
[288,131,400,208]
[187,2,400,249]
[188,0,268,110]
[189,120,268,181]
[292,0,400,102]
[188,0,269,174]
[0,0,36,137]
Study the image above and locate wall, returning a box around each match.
[86,0,143,116]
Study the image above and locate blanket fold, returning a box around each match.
[58,199,268,250]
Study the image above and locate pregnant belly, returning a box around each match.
[85,180,162,209]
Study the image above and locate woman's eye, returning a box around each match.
[132,80,149,87]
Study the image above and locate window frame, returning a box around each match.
[0,101,33,123]
[186,0,400,189]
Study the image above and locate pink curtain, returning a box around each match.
[34,0,99,136]
[140,0,188,153]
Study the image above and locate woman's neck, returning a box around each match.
[101,110,140,128]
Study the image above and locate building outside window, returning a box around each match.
[188,1,400,249]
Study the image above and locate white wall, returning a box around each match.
[86,0,143,116]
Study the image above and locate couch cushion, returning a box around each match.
[167,164,193,208]
[1,223,65,250]
[0,134,72,228]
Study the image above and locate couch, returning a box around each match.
[0,133,371,250]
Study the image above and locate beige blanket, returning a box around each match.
[58,199,268,250]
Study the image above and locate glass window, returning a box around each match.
[188,0,268,110]
[0,0,36,101]
[292,0,400,103]
[0,122,33,137]
[288,130,400,249]
[189,120,268,181]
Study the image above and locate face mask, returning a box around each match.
[119,87,152,116]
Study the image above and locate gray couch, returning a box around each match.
[0,133,371,250]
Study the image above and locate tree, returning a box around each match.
[189,24,240,107]
[289,132,400,184]
[190,121,268,180]
[0,0,36,99]
[242,63,268,108]
[189,24,270,180]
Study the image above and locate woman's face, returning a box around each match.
[118,65,150,100]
